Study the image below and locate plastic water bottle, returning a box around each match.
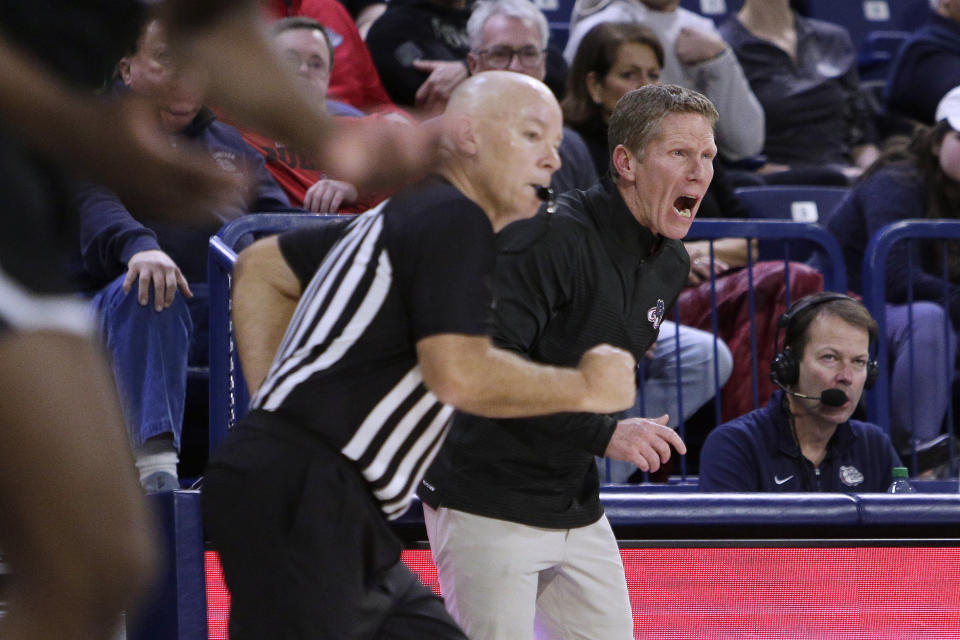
[887,466,916,493]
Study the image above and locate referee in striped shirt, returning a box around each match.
[203,71,638,639]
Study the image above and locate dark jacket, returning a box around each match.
[699,391,901,492]
[886,11,960,125]
[75,107,291,291]
[365,0,472,107]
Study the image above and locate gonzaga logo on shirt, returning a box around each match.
[839,465,864,487]
[647,299,665,330]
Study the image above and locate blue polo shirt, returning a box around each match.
[699,391,901,492]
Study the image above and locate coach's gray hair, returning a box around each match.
[607,84,718,178]
[467,0,550,51]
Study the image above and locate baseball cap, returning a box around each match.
[935,85,960,131]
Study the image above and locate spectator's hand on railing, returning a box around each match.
[675,27,726,65]
[304,179,359,213]
[685,240,730,285]
[605,415,687,473]
[124,250,193,311]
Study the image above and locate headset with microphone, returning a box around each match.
[769,292,879,408]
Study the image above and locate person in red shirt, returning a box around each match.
[241,16,404,212]
[265,0,401,116]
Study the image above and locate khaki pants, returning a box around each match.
[423,505,634,640]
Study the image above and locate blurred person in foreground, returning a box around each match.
[699,293,902,492]
[202,71,638,639]
[418,84,715,639]
[0,1,440,638]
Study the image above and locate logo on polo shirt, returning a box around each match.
[839,465,864,486]
[647,299,665,330]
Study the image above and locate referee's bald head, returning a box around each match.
[439,71,563,230]
[445,70,555,121]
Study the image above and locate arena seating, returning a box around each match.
[733,185,849,262]
[804,0,930,54]
[861,219,960,461]
[679,0,742,24]
[532,0,577,51]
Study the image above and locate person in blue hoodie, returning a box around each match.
[76,17,294,493]
[886,0,960,126]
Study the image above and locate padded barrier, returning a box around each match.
[136,486,960,639]
[129,491,206,640]
[393,485,960,530]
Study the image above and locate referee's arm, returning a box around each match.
[416,335,637,418]
[231,236,302,395]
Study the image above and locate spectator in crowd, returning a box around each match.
[241,16,399,212]
[467,0,597,193]
[366,0,475,116]
[886,0,960,127]
[367,0,569,116]
[0,0,440,637]
[563,21,739,481]
[719,0,881,183]
[699,293,902,492]
[77,17,294,492]
[565,0,764,161]
[264,0,406,115]
[203,71,639,640]
[819,86,960,470]
[418,85,718,639]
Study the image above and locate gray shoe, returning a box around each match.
[141,471,179,493]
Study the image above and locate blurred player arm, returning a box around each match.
[0,30,247,222]
[162,0,439,192]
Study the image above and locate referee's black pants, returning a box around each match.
[203,421,467,640]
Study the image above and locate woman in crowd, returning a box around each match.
[823,87,960,469]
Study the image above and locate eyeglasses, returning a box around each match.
[477,46,546,69]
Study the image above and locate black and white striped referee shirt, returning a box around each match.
[248,176,495,519]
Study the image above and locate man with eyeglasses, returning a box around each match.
[464,0,597,194]
[366,0,570,118]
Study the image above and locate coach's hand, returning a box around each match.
[577,343,637,413]
[605,415,686,473]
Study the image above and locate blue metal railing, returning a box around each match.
[861,220,960,460]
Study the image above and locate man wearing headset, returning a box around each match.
[699,292,902,492]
